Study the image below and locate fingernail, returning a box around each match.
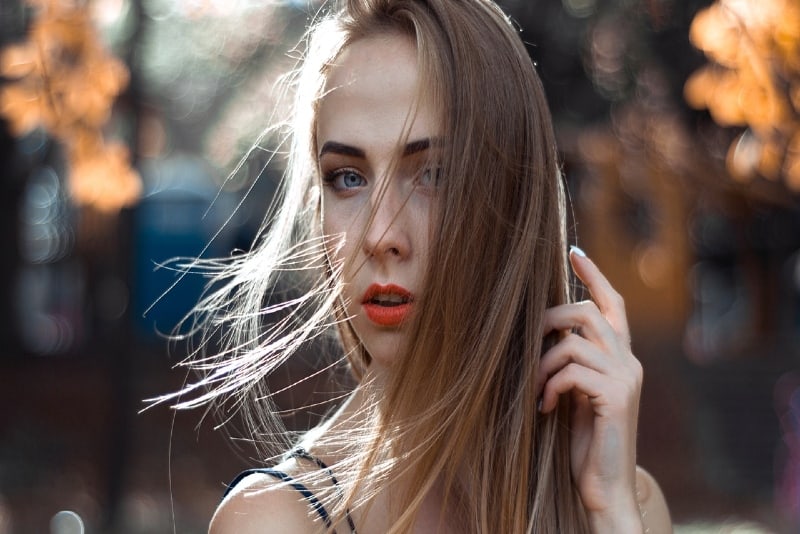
[569,245,587,258]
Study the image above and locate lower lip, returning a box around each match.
[362,302,413,327]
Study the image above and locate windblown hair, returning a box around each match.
[164,0,586,532]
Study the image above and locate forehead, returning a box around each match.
[316,33,439,151]
[324,33,418,98]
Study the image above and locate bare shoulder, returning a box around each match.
[636,466,673,534]
[209,470,321,534]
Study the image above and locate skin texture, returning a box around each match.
[210,465,672,534]
[317,33,437,369]
[210,33,673,534]
[539,249,650,531]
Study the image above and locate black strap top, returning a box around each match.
[224,448,357,534]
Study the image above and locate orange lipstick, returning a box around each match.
[361,284,413,327]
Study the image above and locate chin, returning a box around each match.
[363,347,400,371]
[359,337,406,373]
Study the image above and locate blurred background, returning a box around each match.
[0,0,799,532]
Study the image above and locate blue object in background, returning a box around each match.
[132,154,241,342]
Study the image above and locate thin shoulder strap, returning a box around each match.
[290,448,343,487]
[224,467,338,531]
[290,448,358,534]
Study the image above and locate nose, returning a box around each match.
[362,185,411,261]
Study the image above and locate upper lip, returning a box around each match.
[361,283,413,304]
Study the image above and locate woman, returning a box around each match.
[174,0,672,531]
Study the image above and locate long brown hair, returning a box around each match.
[313,1,587,532]
[161,0,587,531]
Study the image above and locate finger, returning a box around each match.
[569,247,630,341]
[543,301,619,348]
[571,391,594,432]
[539,362,625,414]
[535,333,614,397]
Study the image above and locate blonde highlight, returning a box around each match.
[161,0,588,531]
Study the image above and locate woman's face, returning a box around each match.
[317,33,440,370]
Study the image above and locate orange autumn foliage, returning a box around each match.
[0,0,141,212]
[685,0,800,190]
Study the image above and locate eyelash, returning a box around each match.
[321,166,442,193]
[417,167,442,188]
[322,168,366,192]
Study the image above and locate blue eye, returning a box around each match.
[341,171,364,188]
[418,167,441,188]
[324,169,366,191]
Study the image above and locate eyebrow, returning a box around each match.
[318,137,442,158]
[318,141,365,158]
[403,137,441,156]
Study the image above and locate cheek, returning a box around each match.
[321,215,354,281]
[321,208,343,256]
[320,191,348,236]
[409,197,435,247]
[322,229,347,269]
[321,193,365,266]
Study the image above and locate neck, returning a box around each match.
[302,367,460,533]
[301,368,383,461]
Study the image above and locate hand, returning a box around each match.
[536,247,643,531]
